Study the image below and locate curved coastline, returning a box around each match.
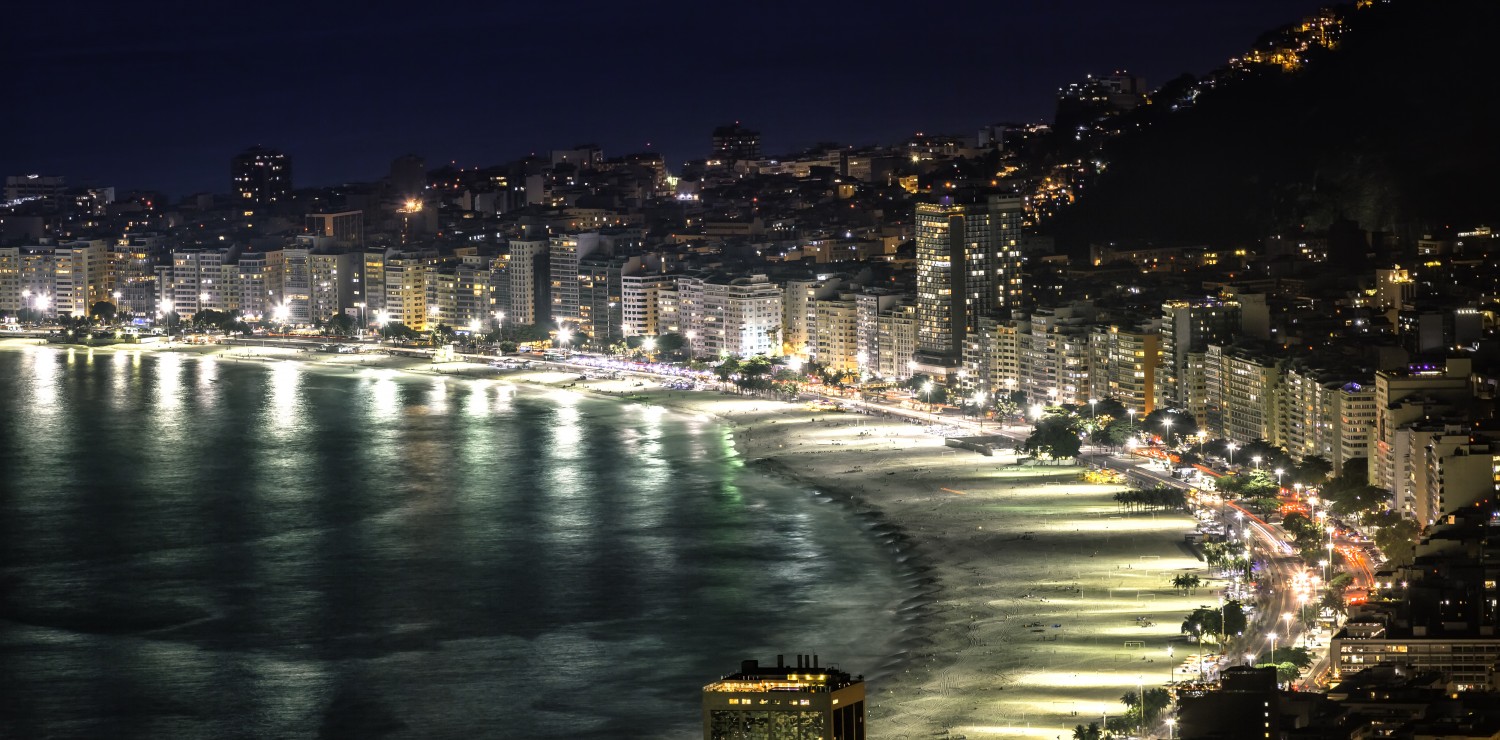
[3,340,1208,738]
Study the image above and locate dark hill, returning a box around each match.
[1049,0,1500,252]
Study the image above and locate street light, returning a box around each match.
[1128,408,1136,434]
[1089,398,1098,421]
[1227,442,1238,467]
[1166,717,1176,740]
[974,392,986,433]
[159,299,174,342]
[1167,645,1175,683]
[1275,467,1285,490]
[922,381,935,422]
[1252,455,1262,470]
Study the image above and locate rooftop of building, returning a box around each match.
[704,656,861,694]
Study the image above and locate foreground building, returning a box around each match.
[702,655,865,740]
[1332,502,1500,690]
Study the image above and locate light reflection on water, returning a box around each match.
[0,348,903,739]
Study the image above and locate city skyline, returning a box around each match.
[7,0,1326,197]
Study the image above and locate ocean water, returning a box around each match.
[0,347,903,739]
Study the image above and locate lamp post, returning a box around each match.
[1137,677,1145,740]
[1166,717,1177,740]
[160,299,174,343]
[1275,467,1285,491]
[974,391,986,433]
[1167,645,1175,683]
[1227,442,1238,467]
[1194,626,1205,680]
[1251,455,1262,470]
[355,302,366,339]
[1128,408,1136,434]
[923,381,935,423]
[1089,397,1097,422]
[1282,612,1295,661]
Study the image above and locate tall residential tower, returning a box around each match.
[912,192,1023,382]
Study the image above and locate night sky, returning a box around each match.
[6,1,1327,198]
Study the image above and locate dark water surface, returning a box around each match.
[0,347,903,739]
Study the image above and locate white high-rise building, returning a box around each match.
[679,274,782,359]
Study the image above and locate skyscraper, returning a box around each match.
[231,146,292,205]
[702,655,865,740]
[912,192,1024,381]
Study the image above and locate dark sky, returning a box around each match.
[5,0,1327,198]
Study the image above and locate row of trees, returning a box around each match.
[1112,486,1187,512]
[1180,600,1249,643]
[1069,688,1172,740]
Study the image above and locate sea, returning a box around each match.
[0,346,905,739]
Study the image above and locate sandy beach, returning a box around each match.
[6,338,1211,738]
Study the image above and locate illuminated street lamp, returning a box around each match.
[493,310,505,332]
[1227,442,1238,467]
[1088,397,1097,421]
[1275,467,1285,490]
[1166,717,1177,740]
[159,299,174,342]
[1251,455,1262,470]
[1128,408,1136,433]
[922,381,935,422]
[974,391,987,432]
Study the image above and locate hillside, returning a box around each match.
[1048,0,1500,251]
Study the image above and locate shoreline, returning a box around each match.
[4,340,1210,737]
